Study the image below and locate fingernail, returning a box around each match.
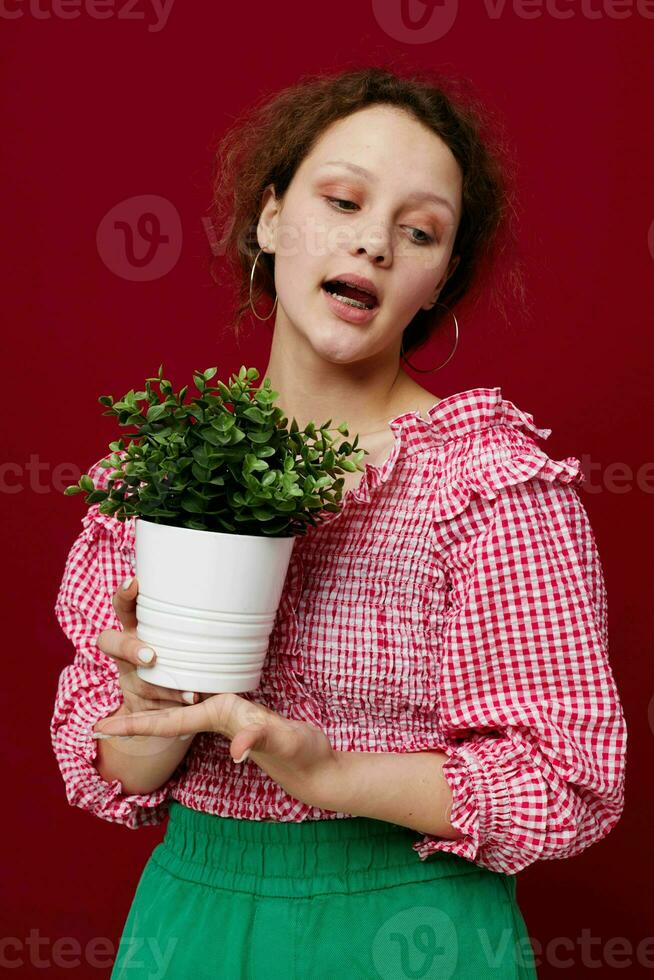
[180,734,193,741]
[91,732,114,739]
[182,691,195,704]
[138,648,155,663]
[234,749,251,764]
[122,577,134,590]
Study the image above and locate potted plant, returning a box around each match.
[64,364,365,694]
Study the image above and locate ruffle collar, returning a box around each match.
[312,386,584,529]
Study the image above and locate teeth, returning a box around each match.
[323,283,374,310]
[331,292,371,310]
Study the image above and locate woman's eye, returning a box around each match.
[406,227,435,246]
[324,197,435,246]
[325,196,358,212]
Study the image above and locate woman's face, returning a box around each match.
[258,104,463,367]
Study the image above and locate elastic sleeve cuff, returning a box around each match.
[412,745,482,864]
[411,739,512,867]
[52,674,181,830]
[412,736,548,874]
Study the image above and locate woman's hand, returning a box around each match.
[95,576,201,717]
[93,687,341,810]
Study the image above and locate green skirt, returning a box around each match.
[111,800,538,979]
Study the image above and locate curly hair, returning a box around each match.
[206,62,526,360]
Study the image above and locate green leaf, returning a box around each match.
[191,462,211,483]
[152,430,172,445]
[85,490,108,504]
[247,429,275,444]
[202,428,228,447]
[80,474,95,491]
[146,404,169,423]
[242,405,267,424]
[180,495,206,514]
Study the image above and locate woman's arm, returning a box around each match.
[314,749,462,839]
[51,454,189,827]
[93,702,194,796]
[408,477,626,873]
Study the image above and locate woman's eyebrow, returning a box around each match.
[318,159,456,217]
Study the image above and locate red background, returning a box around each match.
[4,2,652,977]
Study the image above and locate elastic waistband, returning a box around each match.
[151,802,488,899]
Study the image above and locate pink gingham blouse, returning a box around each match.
[51,387,627,875]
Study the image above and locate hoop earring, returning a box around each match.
[249,247,278,321]
[400,304,459,373]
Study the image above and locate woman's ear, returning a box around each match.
[257,183,280,253]
[446,253,461,281]
[422,254,460,311]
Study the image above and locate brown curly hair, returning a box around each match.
[206,62,526,360]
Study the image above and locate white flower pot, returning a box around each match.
[133,517,295,694]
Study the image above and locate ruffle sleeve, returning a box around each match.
[412,416,627,874]
[50,454,187,829]
[425,397,584,522]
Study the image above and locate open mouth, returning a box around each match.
[321,279,379,311]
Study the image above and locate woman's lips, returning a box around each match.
[321,285,380,324]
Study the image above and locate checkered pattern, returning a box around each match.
[50,387,627,875]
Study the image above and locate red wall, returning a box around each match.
[4,2,652,976]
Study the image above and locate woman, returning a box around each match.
[51,66,627,978]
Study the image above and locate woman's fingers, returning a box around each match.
[127,676,200,706]
[96,628,157,671]
[111,575,139,632]
[123,694,193,714]
[97,695,237,739]
[97,704,195,739]
[96,621,200,706]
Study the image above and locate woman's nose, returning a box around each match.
[352,219,392,263]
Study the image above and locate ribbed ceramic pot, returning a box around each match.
[133,517,295,694]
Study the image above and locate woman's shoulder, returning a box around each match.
[410,386,586,523]
[389,377,442,420]
[78,452,136,557]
